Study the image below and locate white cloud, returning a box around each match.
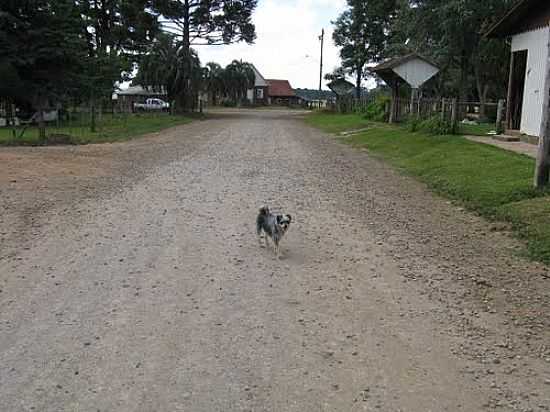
[195,0,347,90]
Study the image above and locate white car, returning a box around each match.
[134,98,170,111]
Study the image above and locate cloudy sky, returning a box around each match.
[196,0,348,90]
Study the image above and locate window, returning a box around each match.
[256,88,263,99]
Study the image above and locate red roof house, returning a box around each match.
[266,79,300,105]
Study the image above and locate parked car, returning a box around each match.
[133,98,170,112]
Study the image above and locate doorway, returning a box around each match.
[508,50,528,131]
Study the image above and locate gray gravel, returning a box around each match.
[1,110,549,411]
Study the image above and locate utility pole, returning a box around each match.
[318,28,324,109]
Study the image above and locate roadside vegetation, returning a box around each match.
[0,114,192,146]
[305,112,550,264]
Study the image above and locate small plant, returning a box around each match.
[363,95,390,122]
[415,115,455,135]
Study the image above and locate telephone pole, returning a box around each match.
[318,28,324,109]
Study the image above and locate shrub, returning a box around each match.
[408,115,455,135]
[363,95,390,122]
[222,100,237,107]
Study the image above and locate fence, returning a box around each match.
[332,94,506,134]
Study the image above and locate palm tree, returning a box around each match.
[223,60,255,105]
[135,33,203,112]
[204,62,224,105]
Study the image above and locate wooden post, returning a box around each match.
[534,29,550,188]
[441,98,446,122]
[409,88,417,117]
[451,98,458,134]
[389,80,398,123]
[506,52,515,131]
[496,99,505,135]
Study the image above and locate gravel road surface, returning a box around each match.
[1,110,549,411]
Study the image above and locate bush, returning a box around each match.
[407,115,455,135]
[363,95,389,122]
[222,100,237,107]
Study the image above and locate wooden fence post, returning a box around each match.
[496,99,505,135]
[451,98,458,134]
[534,29,550,188]
[441,98,446,122]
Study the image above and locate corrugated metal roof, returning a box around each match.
[485,0,548,38]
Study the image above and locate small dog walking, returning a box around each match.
[256,206,292,259]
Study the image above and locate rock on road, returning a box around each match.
[1,110,549,412]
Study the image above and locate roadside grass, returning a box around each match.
[0,113,192,146]
[458,122,497,136]
[304,111,371,133]
[305,112,550,263]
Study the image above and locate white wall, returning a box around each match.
[511,26,549,137]
[393,59,439,89]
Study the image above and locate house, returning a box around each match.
[266,79,299,106]
[246,65,269,105]
[112,85,167,113]
[487,0,550,139]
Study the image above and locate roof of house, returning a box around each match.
[370,53,437,73]
[369,53,439,87]
[486,0,550,38]
[327,79,355,96]
[267,79,295,97]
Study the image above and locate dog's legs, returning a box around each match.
[274,240,280,259]
[258,232,265,248]
[264,235,270,249]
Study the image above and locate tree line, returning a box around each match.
[0,0,258,135]
[330,0,513,120]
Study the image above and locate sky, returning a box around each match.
[195,0,348,90]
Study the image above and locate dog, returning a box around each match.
[256,206,292,259]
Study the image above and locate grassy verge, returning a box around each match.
[0,113,193,146]
[458,122,497,136]
[305,112,550,263]
[304,112,371,133]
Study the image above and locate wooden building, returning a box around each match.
[487,0,550,138]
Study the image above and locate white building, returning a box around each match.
[487,0,550,138]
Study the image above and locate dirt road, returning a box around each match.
[1,110,549,411]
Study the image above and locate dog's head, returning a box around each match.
[276,214,292,232]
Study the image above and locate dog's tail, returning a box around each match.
[257,206,269,236]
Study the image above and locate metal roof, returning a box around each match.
[485,0,547,38]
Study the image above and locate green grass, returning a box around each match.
[0,113,193,146]
[305,112,550,264]
[304,111,371,133]
[458,122,497,136]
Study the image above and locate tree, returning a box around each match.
[324,67,347,82]
[0,0,87,138]
[78,0,161,129]
[152,0,257,109]
[134,32,203,112]
[394,0,511,107]
[332,0,396,98]
[204,62,224,105]
[222,60,255,104]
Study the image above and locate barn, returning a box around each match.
[487,0,550,139]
